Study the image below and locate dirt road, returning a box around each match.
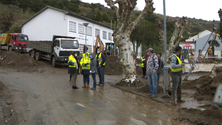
[0,64,189,125]
[0,51,221,125]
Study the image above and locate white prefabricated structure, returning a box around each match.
[186,30,211,42]
[181,30,222,58]
[21,6,142,56]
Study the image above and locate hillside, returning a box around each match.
[0,0,220,54]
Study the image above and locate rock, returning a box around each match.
[211,103,219,110]
[5,99,12,105]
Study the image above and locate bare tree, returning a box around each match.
[155,17,188,60]
[105,0,155,83]
[219,9,222,22]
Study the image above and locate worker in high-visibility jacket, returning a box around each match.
[68,52,79,89]
[96,47,106,87]
[80,52,91,88]
[170,46,185,106]
[141,56,146,78]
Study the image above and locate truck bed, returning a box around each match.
[0,34,10,45]
[28,41,53,53]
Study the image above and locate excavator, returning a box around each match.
[93,36,118,56]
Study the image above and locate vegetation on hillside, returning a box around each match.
[0,0,220,55]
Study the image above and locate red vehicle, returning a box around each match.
[0,33,28,51]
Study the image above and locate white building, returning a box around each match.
[21,6,142,56]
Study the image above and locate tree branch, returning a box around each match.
[131,0,155,31]
[155,18,164,59]
[218,9,222,22]
[105,0,119,22]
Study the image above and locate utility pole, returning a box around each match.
[162,0,170,98]
[83,23,89,53]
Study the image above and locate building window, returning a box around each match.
[87,26,92,36]
[69,21,76,33]
[95,29,100,36]
[108,32,112,41]
[78,24,84,34]
[103,31,107,39]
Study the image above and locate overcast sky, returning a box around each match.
[81,0,222,21]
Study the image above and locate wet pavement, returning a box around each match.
[0,66,208,125]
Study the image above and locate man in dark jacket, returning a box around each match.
[157,54,164,84]
[96,47,106,87]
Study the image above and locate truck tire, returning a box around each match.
[31,50,35,58]
[35,52,41,61]
[52,56,57,67]
[8,46,12,51]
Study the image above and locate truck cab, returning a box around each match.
[52,37,80,63]
[0,33,28,51]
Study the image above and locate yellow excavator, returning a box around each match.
[93,36,118,56]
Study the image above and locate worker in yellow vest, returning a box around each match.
[170,46,185,105]
[141,56,146,78]
[68,52,78,89]
[80,52,91,88]
[96,47,106,87]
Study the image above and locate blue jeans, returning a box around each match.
[98,67,105,84]
[147,73,158,95]
[83,75,90,85]
[91,73,97,88]
[157,73,160,83]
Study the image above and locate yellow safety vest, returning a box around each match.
[141,58,145,68]
[68,55,76,68]
[96,53,105,66]
[170,54,183,72]
[80,53,91,69]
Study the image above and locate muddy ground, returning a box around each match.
[105,56,143,75]
[0,51,222,125]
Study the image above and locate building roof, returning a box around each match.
[20,6,112,29]
[180,41,195,44]
[185,30,212,42]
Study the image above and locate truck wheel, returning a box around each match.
[52,56,57,67]
[31,50,35,58]
[35,52,41,61]
[8,46,12,51]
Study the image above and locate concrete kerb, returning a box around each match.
[110,84,168,104]
[0,103,5,125]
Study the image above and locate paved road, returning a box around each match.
[0,67,184,125]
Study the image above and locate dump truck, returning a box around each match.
[27,35,80,67]
[0,33,28,51]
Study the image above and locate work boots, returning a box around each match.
[171,90,177,106]
[177,89,185,103]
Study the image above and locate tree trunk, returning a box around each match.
[114,32,137,83]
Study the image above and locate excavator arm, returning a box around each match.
[93,36,99,53]
[93,35,104,53]
[97,36,104,52]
